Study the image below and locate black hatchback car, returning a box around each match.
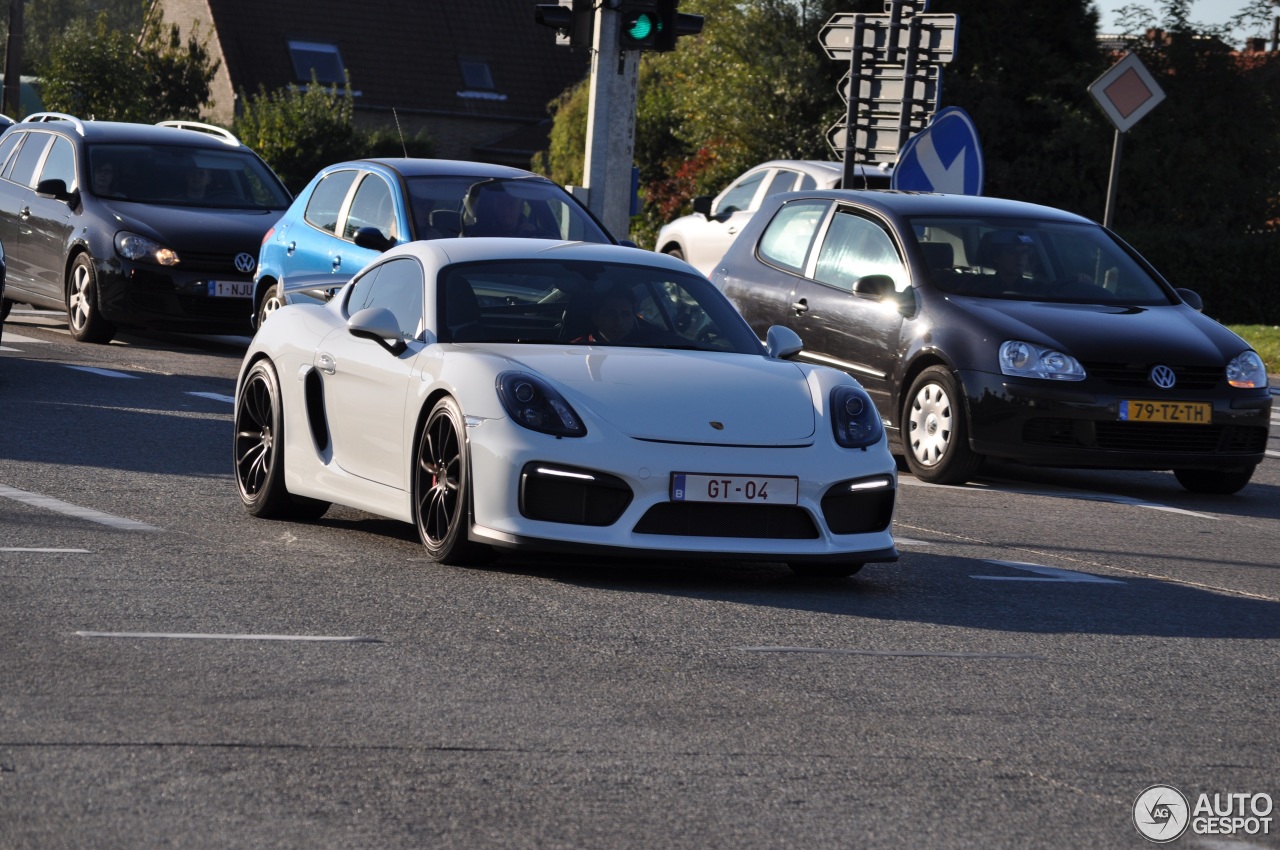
[712,190,1271,494]
[0,114,292,343]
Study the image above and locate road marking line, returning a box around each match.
[76,631,382,643]
[973,560,1125,584]
[64,365,139,379]
[892,536,933,546]
[187,391,235,403]
[902,476,1217,520]
[1,547,92,553]
[0,332,49,344]
[736,646,1045,660]
[0,484,162,531]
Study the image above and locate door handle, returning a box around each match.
[318,353,336,375]
[332,256,342,270]
[286,241,296,255]
[790,298,809,315]
[19,206,30,220]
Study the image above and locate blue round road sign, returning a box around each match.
[892,106,984,195]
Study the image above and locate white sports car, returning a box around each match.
[232,238,897,577]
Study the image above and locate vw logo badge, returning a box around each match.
[235,252,256,274]
[1150,364,1177,389]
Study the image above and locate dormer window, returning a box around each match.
[289,41,347,84]
[457,55,506,102]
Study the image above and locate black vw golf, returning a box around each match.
[0,114,292,343]
[711,190,1271,493]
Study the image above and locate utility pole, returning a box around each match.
[581,7,639,240]
[3,0,23,118]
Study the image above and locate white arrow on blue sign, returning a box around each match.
[891,106,984,195]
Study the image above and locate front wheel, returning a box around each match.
[663,246,685,262]
[233,359,330,519]
[902,365,982,485]
[256,282,284,329]
[413,397,492,565]
[1174,466,1256,495]
[0,298,16,320]
[66,255,116,344]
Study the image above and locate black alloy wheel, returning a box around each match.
[414,397,491,565]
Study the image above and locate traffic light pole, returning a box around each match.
[581,7,640,241]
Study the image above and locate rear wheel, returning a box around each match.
[414,397,492,565]
[1174,465,1256,495]
[66,254,116,344]
[256,282,284,329]
[233,359,330,519]
[664,246,685,262]
[902,365,982,485]
[0,298,15,320]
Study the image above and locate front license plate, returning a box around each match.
[671,473,799,505]
[208,280,252,298]
[1119,400,1212,423]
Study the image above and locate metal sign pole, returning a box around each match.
[1103,128,1123,229]
[841,14,866,188]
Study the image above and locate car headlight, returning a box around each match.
[497,372,586,437]
[116,232,180,266]
[1226,350,1267,389]
[830,384,884,449]
[999,340,1086,381]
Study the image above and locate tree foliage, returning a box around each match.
[38,9,217,122]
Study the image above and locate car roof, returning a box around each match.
[380,236,687,270]
[17,115,249,150]
[777,189,1096,224]
[349,158,553,180]
[747,159,895,182]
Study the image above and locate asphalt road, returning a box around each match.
[2,307,1278,850]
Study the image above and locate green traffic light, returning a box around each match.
[623,11,656,42]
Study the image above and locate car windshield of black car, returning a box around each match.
[908,217,1172,305]
[86,144,292,209]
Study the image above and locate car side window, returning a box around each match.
[39,136,77,190]
[8,132,51,188]
[813,210,908,292]
[762,169,799,198]
[344,174,397,242]
[304,169,358,235]
[757,200,829,273]
[348,257,423,339]
[712,170,767,217]
[0,132,22,175]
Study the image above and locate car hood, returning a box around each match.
[952,298,1249,365]
[489,346,818,445]
[97,199,281,250]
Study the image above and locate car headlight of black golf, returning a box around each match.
[1226,350,1267,389]
[830,384,883,449]
[116,232,180,266]
[999,340,1086,381]
[497,372,587,437]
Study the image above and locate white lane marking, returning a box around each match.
[1,547,92,553]
[187,391,235,404]
[0,484,162,532]
[0,332,49,344]
[736,646,1045,660]
[64,365,139,379]
[900,476,1217,520]
[76,631,381,643]
[1266,449,1280,459]
[973,560,1126,584]
[892,536,933,546]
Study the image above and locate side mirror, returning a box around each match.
[853,274,897,300]
[1176,288,1203,312]
[692,196,713,218]
[353,226,395,253]
[347,306,408,355]
[765,325,803,359]
[36,178,75,202]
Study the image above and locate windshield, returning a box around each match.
[437,259,764,352]
[87,143,291,210]
[406,176,612,243]
[909,216,1174,305]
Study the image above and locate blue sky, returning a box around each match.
[1091,0,1257,42]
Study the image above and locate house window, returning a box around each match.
[289,41,346,84]
[458,57,494,91]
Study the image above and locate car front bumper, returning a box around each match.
[96,261,254,334]
[959,369,1272,471]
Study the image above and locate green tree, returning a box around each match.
[38,9,216,122]
[232,75,366,193]
[1,0,145,76]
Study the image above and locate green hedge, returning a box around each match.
[1115,227,1280,325]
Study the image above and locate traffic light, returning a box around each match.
[653,0,704,53]
[535,0,593,49]
[618,1,661,50]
